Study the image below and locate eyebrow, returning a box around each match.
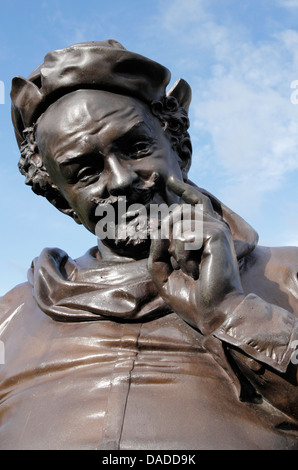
[57,120,153,166]
[120,120,152,136]
[58,151,103,167]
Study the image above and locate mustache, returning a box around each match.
[91,172,159,207]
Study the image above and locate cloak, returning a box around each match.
[0,189,297,450]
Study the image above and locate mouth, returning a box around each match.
[92,173,163,247]
[118,202,152,243]
[93,194,154,245]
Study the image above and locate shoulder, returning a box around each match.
[267,245,298,263]
[240,245,298,314]
[0,282,33,319]
[254,245,298,278]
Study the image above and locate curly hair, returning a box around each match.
[18,95,192,219]
[18,127,75,217]
[151,95,192,174]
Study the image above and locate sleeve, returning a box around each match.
[212,293,298,420]
[213,293,298,374]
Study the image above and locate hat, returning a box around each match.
[10,40,191,148]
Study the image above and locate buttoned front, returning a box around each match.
[0,279,297,450]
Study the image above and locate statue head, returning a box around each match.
[10,40,193,257]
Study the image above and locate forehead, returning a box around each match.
[36,89,157,157]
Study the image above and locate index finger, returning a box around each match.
[167,175,215,216]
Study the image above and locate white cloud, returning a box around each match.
[194,76,298,187]
[162,0,207,32]
[277,0,298,8]
[157,1,298,219]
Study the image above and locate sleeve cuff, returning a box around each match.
[213,293,298,373]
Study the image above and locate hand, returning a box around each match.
[148,176,245,335]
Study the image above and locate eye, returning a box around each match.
[77,167,98,182]
[75,153,104,183]
[127,140,152,158]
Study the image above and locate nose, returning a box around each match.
[106,155,138,196]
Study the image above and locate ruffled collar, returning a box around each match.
[28,183,258,323]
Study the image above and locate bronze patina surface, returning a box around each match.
[0,40,297,450]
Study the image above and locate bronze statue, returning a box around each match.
[0,40,297,450]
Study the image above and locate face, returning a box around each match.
[36,89,187,258]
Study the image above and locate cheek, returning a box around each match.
[153,148,183,180]
[150,145,184,205]
[69,189,95,216]
[131,142,182,180]
[76,203,98,234]
[56,184,96,232]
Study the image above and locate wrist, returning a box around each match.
[216,291,246,318]
[198,292,245,336]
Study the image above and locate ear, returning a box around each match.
[167,78,192,112]
[11,76,43,146]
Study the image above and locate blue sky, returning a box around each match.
[0,0,298,294]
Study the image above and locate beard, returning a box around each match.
[114,212,156,246]
[92,172,160,254]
